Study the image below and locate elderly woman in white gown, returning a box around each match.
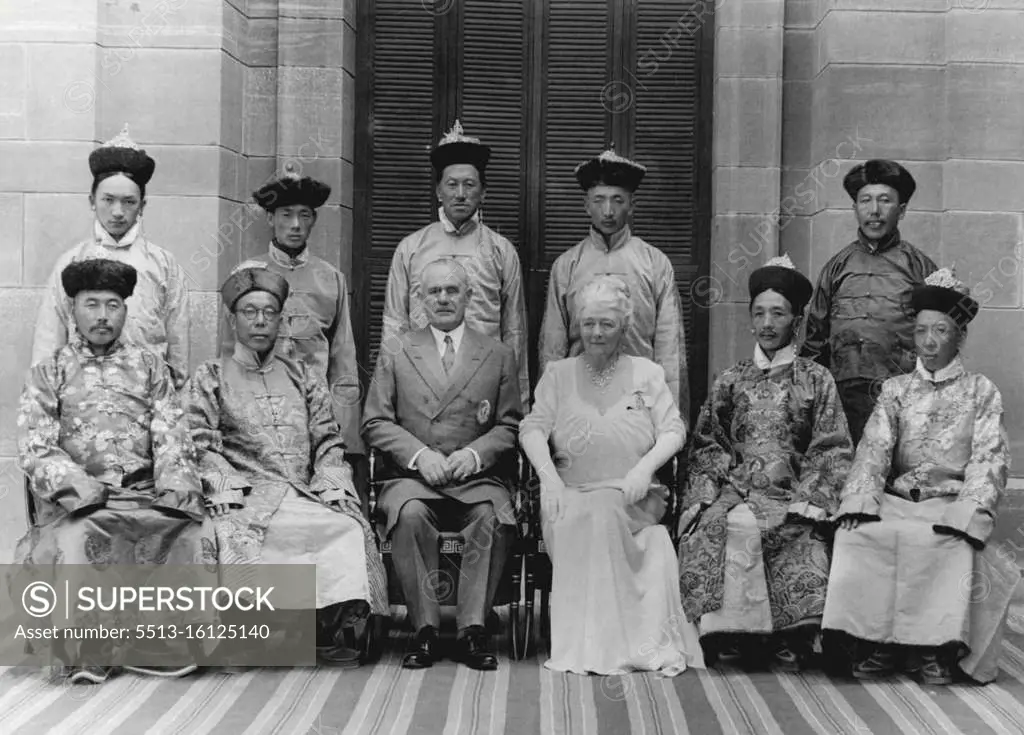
[823,268,1022,685]
[520,275,703,676]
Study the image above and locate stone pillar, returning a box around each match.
[708,0,786,381]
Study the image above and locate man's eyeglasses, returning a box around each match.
[237,306,281,322]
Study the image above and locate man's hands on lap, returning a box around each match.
[446,449,477,483]
[416,449,452,487]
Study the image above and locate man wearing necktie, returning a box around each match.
[363,258,523,671]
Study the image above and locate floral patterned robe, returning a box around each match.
[678,348,853,631]
[822,357,1021,682]
[187,343,387,613]
[16,332,212,567]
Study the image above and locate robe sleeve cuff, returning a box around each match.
[310,465,358,502]
[938,499,994,546]
[836,493,881,519]
[151,490,206,521]
[788,501,829,522]
[686,476,719,507]
[408,447,428,471]
[202,474,249,506]
[60,481,109,515]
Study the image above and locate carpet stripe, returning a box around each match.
[341,645,410,735]
[697,669,753,734]
[236,669,315,735]
[628,674,662,735]
[731,673,787,735]
[539,665,556,735]
[443,664,471,735]
[0,672,62,727]
[656,675,691,735]
[577,671,598,734]
[774,673,860,735]
[505,646,541,733]
[861,681,931,735]
[0,676,78,732]
[266,669,344,735]
[484,653,512,735]
[951,684,1024,735]
[386,670,428,735]
[891,680,970,735]
[177,670,261,734]
[747,673,818,735]
[671,667,723,734]
[61,675,163,734]
[591,674,631,735]
[129,672,237,735]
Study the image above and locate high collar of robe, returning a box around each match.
[753,342,797,370]
[232,340,280,373]
[439,206,480,237]
[93,219,142,250]
[856,227,901,254]
[71,329,126,359]
[269,239,309,268]
[588,225,632,253]
[915,355,965,384]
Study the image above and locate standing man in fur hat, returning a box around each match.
[382,120,529,407]
[247,168,367,510]
[802,159,937,445]
[32,124,191,391]
[540,148,689,415]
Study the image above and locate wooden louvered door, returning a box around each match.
[354,0,713,418]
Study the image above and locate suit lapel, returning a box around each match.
[434,328,491,416]
[406,328,447,401]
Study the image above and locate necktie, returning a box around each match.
[442,334,455,375]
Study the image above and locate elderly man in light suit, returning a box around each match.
[362,257,522,672]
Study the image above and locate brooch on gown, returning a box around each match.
[477,399,491,424]
[627,390,649,411]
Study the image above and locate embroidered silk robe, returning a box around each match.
[16,335,211,565]
[187,344,387,613]
[678,353,853,631]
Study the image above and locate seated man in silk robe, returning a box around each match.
[540,148,689,415]
[187,262,388,667]
[383,120,529,406]
[16,258,214,686]
[823,268,1022,685]
[678,255,854,671]
[363,257,523,672]
[32,124,191,390]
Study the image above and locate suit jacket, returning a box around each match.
[361,325,523,536]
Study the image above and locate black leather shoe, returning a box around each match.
[454,626,498,671]
[403,625,439,669]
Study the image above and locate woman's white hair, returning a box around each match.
[574,275,633,327]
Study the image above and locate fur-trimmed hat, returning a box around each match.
[910,267,979,327]
[574,147,647,193]
[88,124,156,189]
[430,120,491,178]
[748,253,813,314]
[843,159,916,204]
[253,169,331,212]
[61,258,138,299]
[221,261,290,310]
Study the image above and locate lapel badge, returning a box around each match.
[477,399,491,425]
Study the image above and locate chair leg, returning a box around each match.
[540,587,551,649]
[510,556,523,660]
[362,614,388,663]
[523,555,536,658]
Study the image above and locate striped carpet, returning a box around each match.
[3,607,1024,734]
